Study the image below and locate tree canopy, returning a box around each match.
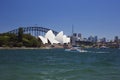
[0,32,42,47]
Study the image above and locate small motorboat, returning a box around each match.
[65,47,87,52]
[65,47,77,51]
[100,46,109,49]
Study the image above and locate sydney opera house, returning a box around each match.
[38,30,70,45]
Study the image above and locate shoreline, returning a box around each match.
[0,47,40,50]
[0,47,64,50]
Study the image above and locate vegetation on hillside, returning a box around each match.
[0,28,42,47]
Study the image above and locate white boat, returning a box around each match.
[100,46,108,49]
[65,47,87,52]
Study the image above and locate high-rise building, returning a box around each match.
[88,36,94,42]
[73,33,77,37]
[94,36,98,42]
[71,33,77,45]
[114,36,119,43]
[77,33,82,41]
[100,37,106,43]
[78,33,82,38]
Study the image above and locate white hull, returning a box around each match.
[65,47,87,52]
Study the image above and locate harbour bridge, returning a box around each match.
[7,26,58,37]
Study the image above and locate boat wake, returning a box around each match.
[94,51,110,53]
[65,49,109,53]
[87,51,110,53]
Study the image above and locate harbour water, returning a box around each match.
[0,48,120,80]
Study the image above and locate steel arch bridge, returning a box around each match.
[7,26,58,37]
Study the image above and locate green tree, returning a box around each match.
[0,36,10,47]
[22,34,41,47]
[0,32,41,47]
[22,38,31,47]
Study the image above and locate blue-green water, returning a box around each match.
[0,48,120,80]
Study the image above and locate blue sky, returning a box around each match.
[0,0,120,40]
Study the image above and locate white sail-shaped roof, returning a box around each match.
[38,36,48,44]
[63,35,70,44]
[55,31,64,44]
[45,30,59,44]
[38,30,70,45]
[66,37,70,43]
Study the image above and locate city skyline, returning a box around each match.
[0,0,120,40]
